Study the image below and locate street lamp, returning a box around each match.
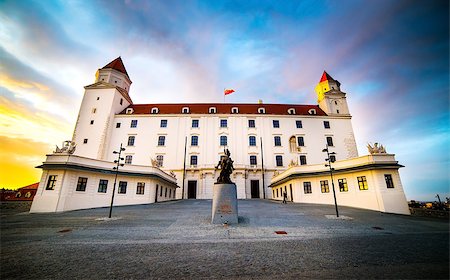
[109,143,125,218]
[322,145,339,217]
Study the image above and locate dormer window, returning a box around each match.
[126,108,134,114]
[288,108,296,115]
[308,109,316,115]
[182,107,190,114]
[258,107,265,114]
[231,107,239,114]
[151,107,159,114]
[209,107,217,114]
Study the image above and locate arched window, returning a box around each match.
[151,107,159,114]
[288,108,296,115]
[258,107,265,114]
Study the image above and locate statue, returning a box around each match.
[150,158,158,167]
[215,148,234,183]
[288,158,298,167]
[367,142,387,154]
[54,140,76,154]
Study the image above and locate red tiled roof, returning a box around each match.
[119,103,327,116]
[319,71,334,83]
[18,182,39,190]
[102,57,130,79]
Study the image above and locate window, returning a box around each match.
[330,155,336,163]
[160,186,163,196]
[190,155,198,166]
[326,136,334,147]
[182,107,189,114]
[324,121,330,129]
[303,182,312,194]
[191,135,198,146]
[120,98,123,105]
[92,108,97,113]
[83,139,88,144]
[151,107,159,114]
[357,176,369,190]
[128,136,135,146]
[249,136,256,146]
[90,120,94,125]
[248,120,255,128]
[274,136,281,146]
[250,155,257,165]
[116,123,121,128]
[97,97,100,100]
[336,110,340,114]
[231,107,239,114]
[98,179,108,193]
[299,155,307,165]
[125,155,133,164]
[258,107,265,114]
[131,120,138,128]
[385,174,395,188]
[209,107,216,114]
[288,108,295,115]
[136,182,145,195]
[46,175,57,190]
[76,177,88,192]
[308,109,316,115]
[156,155,164,167]
[118,181,127,194]
[157,136,165,146]
[338,179,348,192]
[220,119,227,128]
[297,136,305,147]
[160,120,167,128]
[165,188,168,197]
[126,108,133,114]
[273,120,280,128]
[320,180,329,193]
[169,189,172,198]
[220,135,227,146]
[192,119,199,128]
[296,120,303,128]
[276,155,283,167]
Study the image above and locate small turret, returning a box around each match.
[95,57,132,94]
[315,71,350,116]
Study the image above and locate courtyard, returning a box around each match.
[1,199,448,279]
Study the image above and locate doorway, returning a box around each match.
[251,180,260,198]
[187,181,197,199]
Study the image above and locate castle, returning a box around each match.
[30,57,410,215]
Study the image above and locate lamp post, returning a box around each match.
[322,145,339,217]
[109,143,125,218]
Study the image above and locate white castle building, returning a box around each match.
[30,57,410,215]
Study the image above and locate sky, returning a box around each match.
[0,0,448,201]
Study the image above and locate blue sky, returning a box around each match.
[0,0,448,201]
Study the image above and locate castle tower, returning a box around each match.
[72,57,133,159]
[315,71,350,116]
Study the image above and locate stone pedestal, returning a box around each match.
[211,183,238,224]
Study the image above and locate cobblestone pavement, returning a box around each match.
[1,200,448,279]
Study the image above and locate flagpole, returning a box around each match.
[223,88,225,103]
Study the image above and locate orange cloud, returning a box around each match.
[0,136,52,189]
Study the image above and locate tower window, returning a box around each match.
[335,101,338,105]
[97,97,100,100]
[274,136,281,146]
[249,136,256,146]
[120,98,123,105]
[300,155,307,165]
[296,120,303,128]
[46,175,57,190]
[131,120,138,128]
[127,136,135,146]
[90,120,94,125]
[220,135,227,146]
[92,108,97,114]
[324,121,330,129]
[157,136,165,146]
[273,120,280,128]
[116,123,121,128]
[326,136,334,147]
[275,155,283,166]
[83,139,88,144]
[250,155,257,165]
[385,174,395,188]
[190,155,198,166]
[248,120,255,128]
[336,110,340,114]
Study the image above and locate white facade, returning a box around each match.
[31,58,409,214]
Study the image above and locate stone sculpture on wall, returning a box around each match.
[367,142,387,154]
[54,140,76,154]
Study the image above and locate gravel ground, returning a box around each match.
[1,199,448,279]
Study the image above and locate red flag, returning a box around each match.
[224,89,235,95]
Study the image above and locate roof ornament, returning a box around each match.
[367,142,387,154]
[54,140,76,154]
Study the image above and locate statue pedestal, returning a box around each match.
[211,183,238,224]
